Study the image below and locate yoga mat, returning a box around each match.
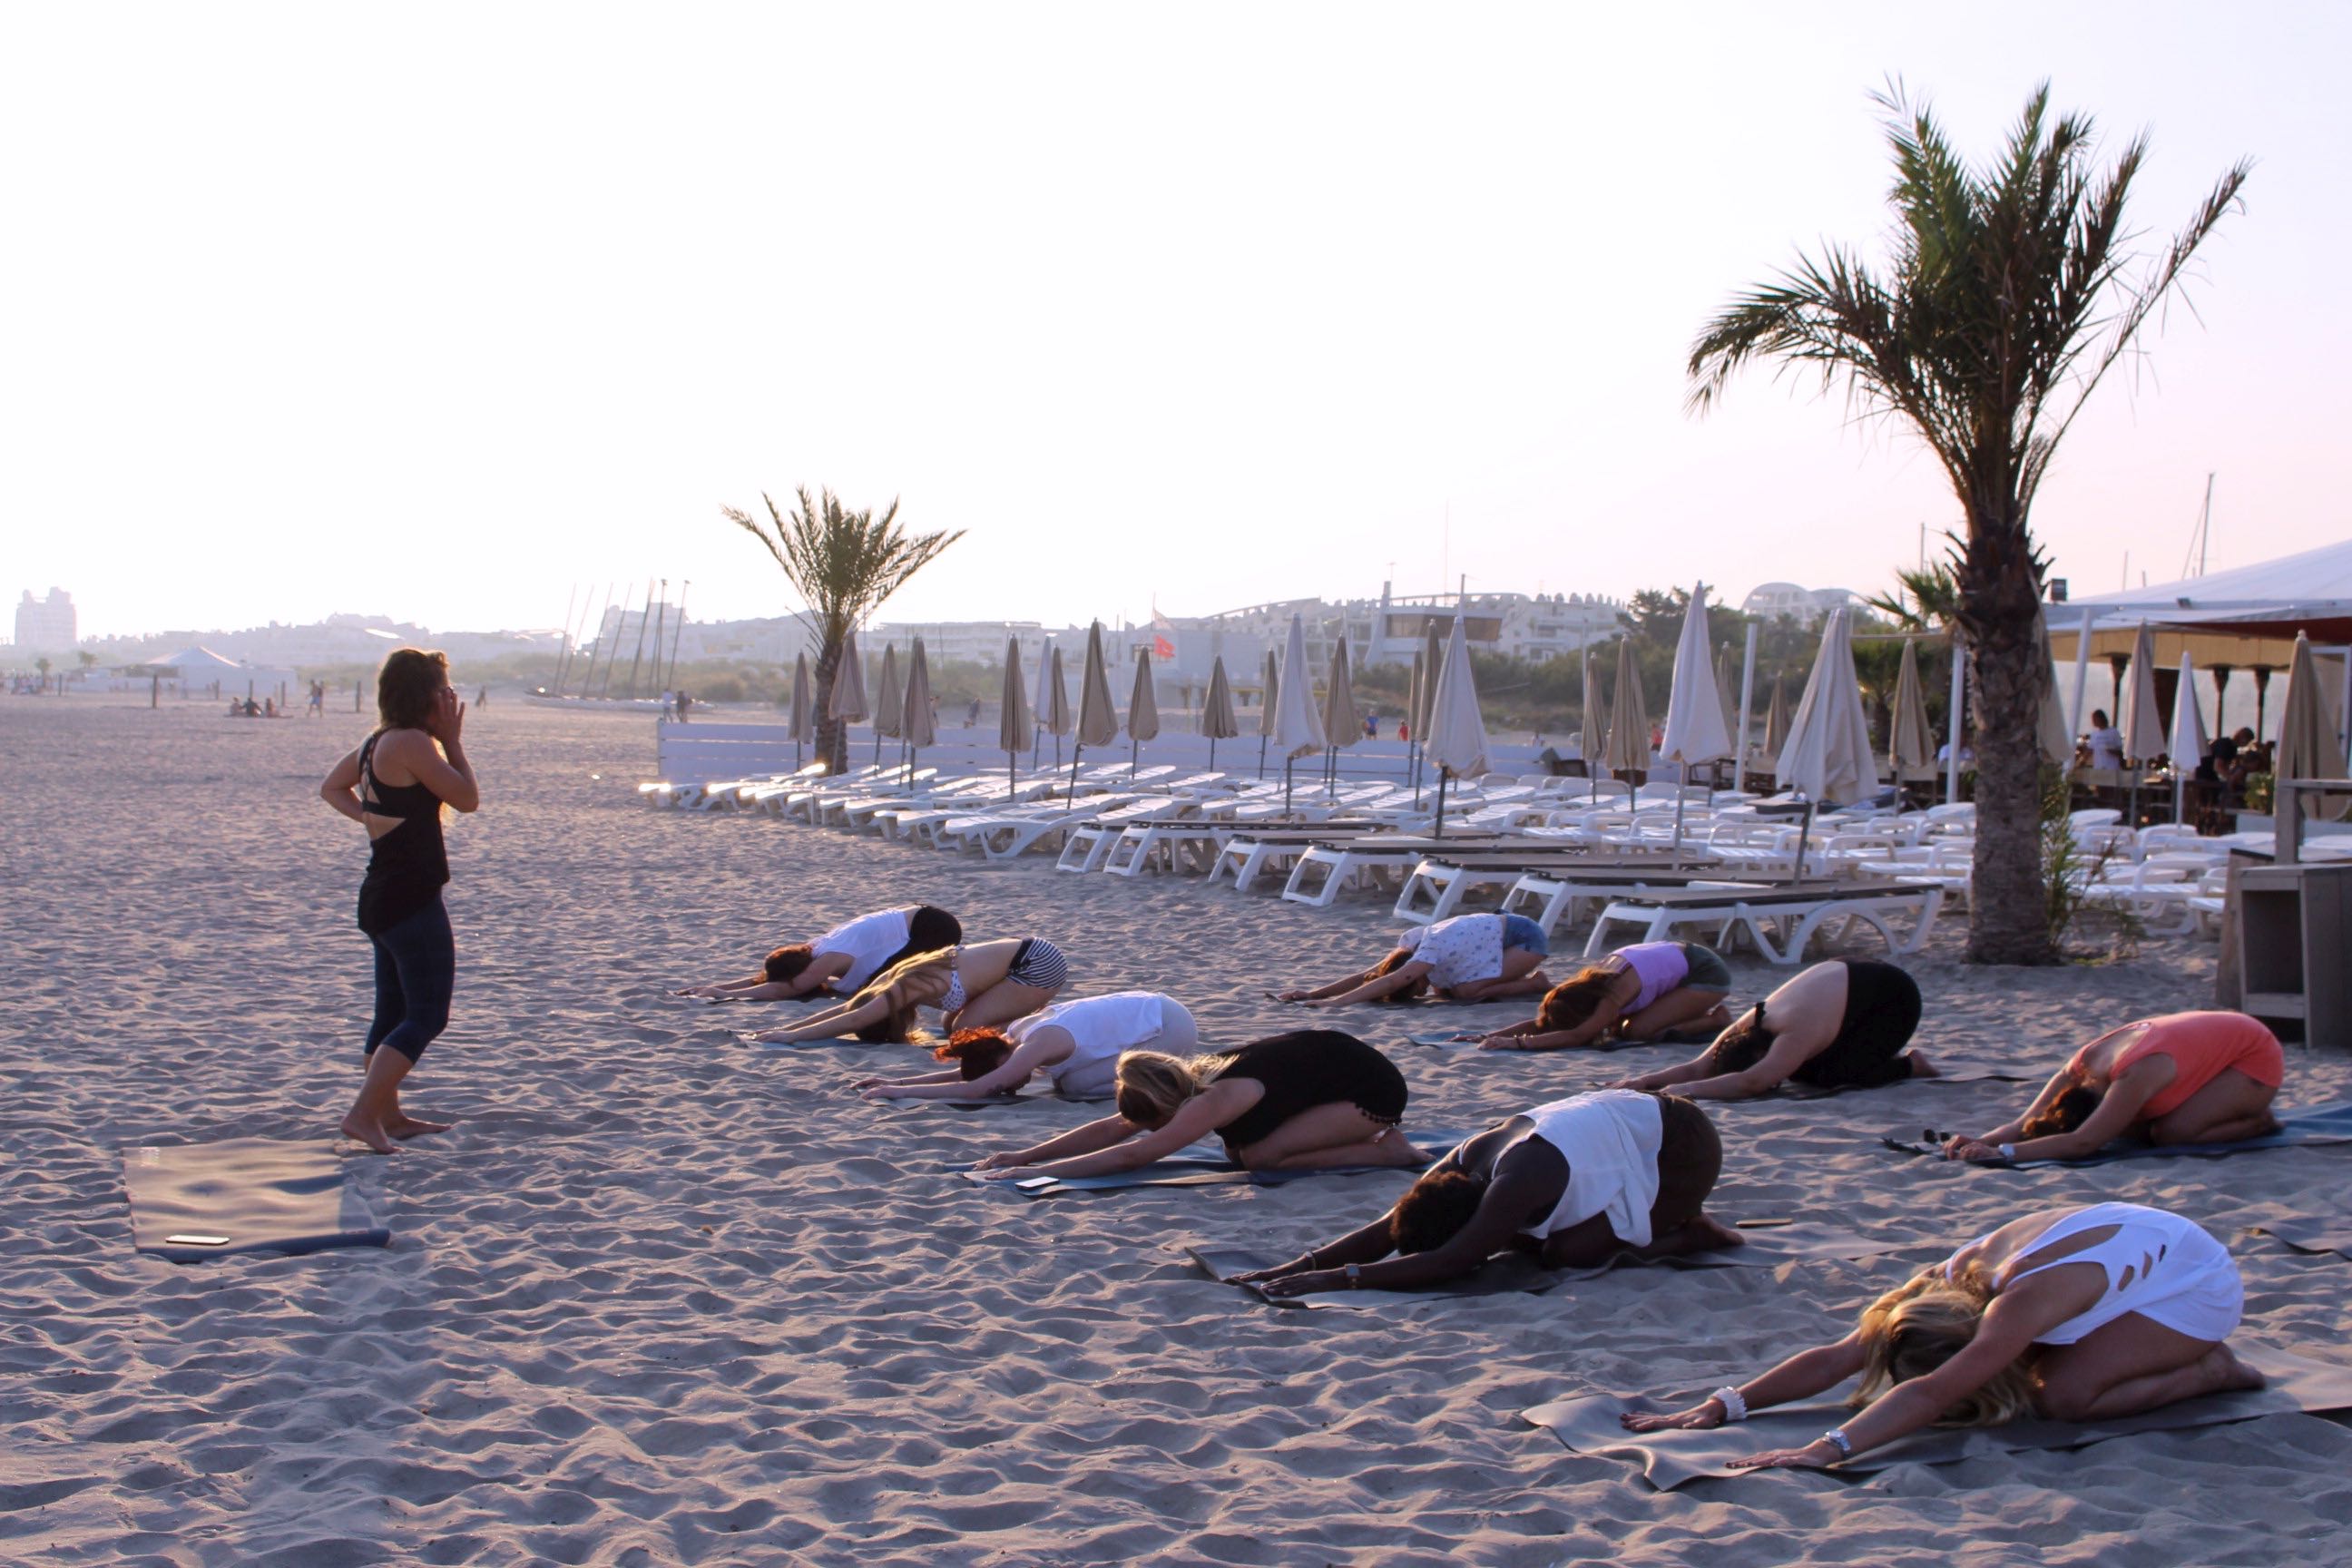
[960,1131,1477,1198]
[123,1139,389,1263]
[1189,1223,1916,1310]
[2258,1211,2352,1260]
[1775,1068,2036,1102]
[1880,1100,2352,1168]
[1524,1345,2352,1490]
[1406,1033,1678,1055]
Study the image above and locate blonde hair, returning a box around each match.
[1113,1049,1232,1127]
[1852,1272,2038,1427]
[847,948,956,1044]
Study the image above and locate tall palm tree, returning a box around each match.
[1862,563,1960,632]
[1687,83,2248,965]
[723,487,963,772]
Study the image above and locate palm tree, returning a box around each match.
[723,487,963,772]
[1861,563,1960,632]
[1687,83,2248,965]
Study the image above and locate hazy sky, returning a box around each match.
[5,3,2345,641]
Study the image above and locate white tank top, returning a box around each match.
[814,907,912,991]
[1007,991,1174,1087]
[1514,1090,1664,1248]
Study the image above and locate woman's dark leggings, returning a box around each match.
[366,897,455,1064]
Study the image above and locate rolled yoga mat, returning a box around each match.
[123,1138,390,1263]
[1524,1345,2352,1489]
[1880,1101,2352,1167]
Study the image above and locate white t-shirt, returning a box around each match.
[814,907,912,990]
[2087,727,2126,769]
[1396,913,1504,990]
[1007,990,1176,1087]
[1517,1090,1665,1246]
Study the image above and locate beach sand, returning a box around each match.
[5,697,2352,1566]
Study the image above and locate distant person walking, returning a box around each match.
[318,649,480,1154]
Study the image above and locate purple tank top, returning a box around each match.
[1618,943,1690,1014]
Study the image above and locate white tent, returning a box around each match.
[142,645,297,701]
[2056,536,2352,649]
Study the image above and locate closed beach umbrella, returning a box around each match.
[827,632,867,725]
[2171,651,2208,825]
[1778,607,1880,879]
[1320,636,1361,792]
[1257,646,1279,779]
[1425,612,1489,837]
[1042,643,1072,768]
[1068,621,1118,804]
[899,638,935,779]
[870,642,904,767]
[1126,647,1161,776]
[1763,672,1792,760]
[1890,637,1934,774]
[1272,612,1328,808]
[1200,655,1238,772]
[1778,608,1879,806]
[1660,586,1734,852]
[1415,622,1443,742]
[2119,622,2166,766]
[1404,645,1427,799]
[2275,632,2350,821]
[1714,642,1740,756]
[789,652,812,769]
[998,636,1032,799]
[1030,637,1054,768]
[1581,643,1610,799]
[2032,606,2075,767]
[1603,637,1651,784]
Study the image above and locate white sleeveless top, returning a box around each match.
[814,907,911,991]
[1949,1201,2242,1347]
[1006,990,1174,1088]
[1514,1090,1664,1248]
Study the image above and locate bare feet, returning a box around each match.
[340,1112,398,1155]
[387,1112,451,1140]
[2204,1346,2268,1396]
[1907,1050,1939,1079]
[1645,1213,1748,1257]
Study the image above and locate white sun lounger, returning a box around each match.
[1582,882,1946,965]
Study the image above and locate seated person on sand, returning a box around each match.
[1622,1201,2262,1469]
[859,989,1192,1102]
[748,937,1071,1044]
[672,904,961,1000]
[1609,959,1930,1100]
[1942,1012,2283,1164]
[1466,941,1734,1051]
[1231,1089,1738,1297]
[968,1030,1426,1180]
[1274,912,1552,1007]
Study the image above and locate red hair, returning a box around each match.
[936,1029,1014,1080]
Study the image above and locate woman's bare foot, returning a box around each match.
[2203,1346,2268,1396]
[340,1112,399,1155]
[1644,1213,1747,1257]
[387,1112,452,1139]
[1907,1050,1939,1079]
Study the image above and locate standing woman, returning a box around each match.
[318,649,480,1153]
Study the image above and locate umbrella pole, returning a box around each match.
[1434,769,1448,840]
[1671,784,1686,867]
[1790,800,1815,885]
[1066,745,1083,812]
[1132,739,1139,779]
[1259,735,1268,780]
[2173,771,2185,828]
[1284,756,1295,813]
[1008,754,1016,802]
[1210,737,1217,773]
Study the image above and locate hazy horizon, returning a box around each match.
[6,3,2346,642]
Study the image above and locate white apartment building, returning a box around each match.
[1740,582,1858,625]
[14,588,77,652]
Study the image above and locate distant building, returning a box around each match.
[14,588,76,652]
[1740,582,1857,625]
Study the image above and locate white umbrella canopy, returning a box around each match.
[1890,638,1935,772]
[1321,638,1362,751]
[1426,613,1489,780]
[1405,648,1426,739]
[1200,656,1239,740]
[872,643,905,741]
[997,637,1032,755]
[1603,637,1651,779]
[2170,652,2210,769]
[1042,645,1072,738]
[1415,622,1443,740]
[789,652,813,744]
[1127,650,1161,743]
[2119,622,2168,765]
[1272,612,1328,758]
[2275,632,2351,818]
[1714,642,1741,754]
[2032,606,2076,767]
[1660,587,1734,771]
[826,633,868,724]
[1777,608,1880,805]
[899,638,936,750]
[1076,622,1119,748]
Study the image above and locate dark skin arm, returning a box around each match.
[1237,1142,1564,1296]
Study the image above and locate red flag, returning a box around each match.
[1153,634,1175,661]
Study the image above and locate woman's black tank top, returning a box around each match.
[356,732,449,935]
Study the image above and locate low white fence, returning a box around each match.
[655,720,808,784]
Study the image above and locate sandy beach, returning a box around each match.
[6,695,2352,1567]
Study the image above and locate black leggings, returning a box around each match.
[1790,961,1923,1089]
[869,904,962,980]
[1646,1093,1722,1232]
[366,896,454,1064]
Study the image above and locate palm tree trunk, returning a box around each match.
[1956,505,2060,965]
[812,640,846,775]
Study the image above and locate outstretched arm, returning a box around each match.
[750,992,889,1043]
[1625,1029,1815,1102]
[1944,1067,2073,1159]
[868,1039,1059,1100]
[975,1091,1237,1181]
[1305,961,1434,1009]
[1255,1161,1553,1296]
[1622,1327,1869,1433]
[1273,968,1377,1004]
[969,1112,1141,1172]
[1958,1066,2160,1164]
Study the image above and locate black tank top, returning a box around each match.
[356,732,449,935]
[1210,1030,1408,1154]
